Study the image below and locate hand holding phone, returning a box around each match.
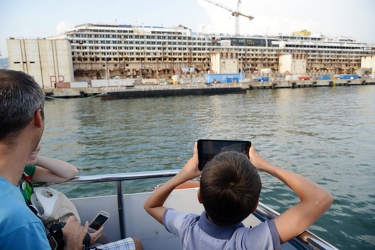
[197,139,251,171]
[89,211,110,231]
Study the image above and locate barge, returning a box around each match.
[100,84,247,100]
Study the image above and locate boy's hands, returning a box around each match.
[249,144,333,244]
[249,144,273,172]
[178,142,201,182]
[144,142,201,224]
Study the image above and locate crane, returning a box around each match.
[202,0,254,36]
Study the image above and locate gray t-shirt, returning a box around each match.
[163,209,280,250]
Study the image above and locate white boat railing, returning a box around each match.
[58,170,337,250]
[65,170,179,238]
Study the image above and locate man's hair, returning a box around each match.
[200,151,261,226]
[0,69,44,142]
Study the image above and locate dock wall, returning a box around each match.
[43,79,375,99]
[246,79,374,89]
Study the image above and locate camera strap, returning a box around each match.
[47,223,65,250]
[47,222,92,250]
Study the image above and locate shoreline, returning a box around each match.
[43,79,375,99]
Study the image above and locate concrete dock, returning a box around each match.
[247,78,375,89]
[43,79,375,99]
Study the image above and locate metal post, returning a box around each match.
[105,58,108,80]
[116,180,125,239]
[105,57,110,88]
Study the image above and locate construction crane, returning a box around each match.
[202,0,254,36]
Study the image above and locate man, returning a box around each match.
[0,69,87,249]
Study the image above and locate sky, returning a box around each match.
[1,0,375,58]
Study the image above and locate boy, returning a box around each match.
[144,143,333,249]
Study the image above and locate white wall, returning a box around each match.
[71,82,88,88]
[211,53,221,74]
[91,79,136,87]
[361,55,375,73]
[279,54,307,74]
[7,39,73,89]
[279,54,292,74]
[211,52,238,74]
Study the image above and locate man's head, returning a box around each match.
[0,69,44,148]
[199,151,261,226]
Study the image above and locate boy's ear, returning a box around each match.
[197,188,203,204]
[251,201,259,213]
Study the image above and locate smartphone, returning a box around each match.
[197,139,251,171]
[89,211,110,231]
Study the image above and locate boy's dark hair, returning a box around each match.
[200,151,261,226]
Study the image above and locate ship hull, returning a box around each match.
[100,86,247,100]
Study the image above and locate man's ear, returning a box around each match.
[197,188,203,204]
[34,109,44,128]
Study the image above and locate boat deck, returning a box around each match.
[55,171,338,250]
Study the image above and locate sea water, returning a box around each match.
[41,86,375,249]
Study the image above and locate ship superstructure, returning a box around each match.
[7,22,374,83]
[54,23,373,80]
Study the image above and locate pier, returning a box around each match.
[247,78,375,89]
[43,79,375,99]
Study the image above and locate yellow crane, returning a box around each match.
[202,0,254,36]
